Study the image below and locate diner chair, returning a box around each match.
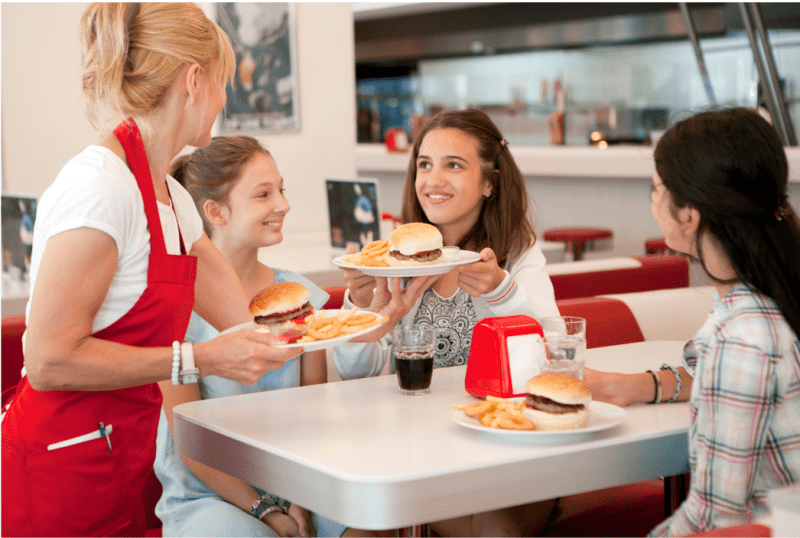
[645,236,678,255]
[2,316,26,406]
[544,227,613,261]
[1,316,164,536]
[555,297,644,348]
[323,286,346,310]
[547,255,689,300]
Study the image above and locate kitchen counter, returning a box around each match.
[357,144,800,181]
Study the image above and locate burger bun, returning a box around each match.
[249,282,311,317]
[523,373,592,431]
[389,223,443,255]
[521,405,589,431]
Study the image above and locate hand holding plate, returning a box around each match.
[456,247,507,297]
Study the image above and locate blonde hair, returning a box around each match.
[79,2,235,132]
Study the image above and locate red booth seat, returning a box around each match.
[547,255,689,300]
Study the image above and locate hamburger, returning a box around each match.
[522,373,592,431]
[386,223,444,267]
[248,282,314,343]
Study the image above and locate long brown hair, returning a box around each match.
[654,107,800,337]
[170,136,272,238]
[401,108,537,267]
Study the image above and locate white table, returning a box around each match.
[173,340,689,531]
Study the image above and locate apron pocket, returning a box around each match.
[25,436,134,537]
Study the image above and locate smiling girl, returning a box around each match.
[334,109,560,536]
[337,108,559,372]
[155,136,374,537]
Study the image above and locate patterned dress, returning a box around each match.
[413,288,478,368]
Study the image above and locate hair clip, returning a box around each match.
[775,209,784,221]
[500,138,509,148]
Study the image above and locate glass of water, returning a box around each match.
[539,334,586,379]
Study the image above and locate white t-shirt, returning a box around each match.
[26,145,204,338]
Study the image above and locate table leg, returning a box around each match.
[664,473,689,517]
[394,523,431,537]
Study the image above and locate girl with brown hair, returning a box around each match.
[335,109,560,535]
[156,136,375,537]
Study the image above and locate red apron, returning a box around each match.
[1,119,197,537]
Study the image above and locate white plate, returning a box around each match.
[333,247,482,277]
[221,310,387,352]
[452,400,627,439]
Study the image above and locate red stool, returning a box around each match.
[645,237,677,255]
[544,227,613,261]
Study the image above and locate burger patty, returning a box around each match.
[525,394,585,414]
[255,303,313,325]
[389,248,442,262]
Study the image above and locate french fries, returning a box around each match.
[453,396,535,431]
[296,308,388,343]
[340,240,390,267]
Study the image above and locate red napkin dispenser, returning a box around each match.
[465,315,543,399]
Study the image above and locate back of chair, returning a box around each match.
[2,316,26,399]
[323,286,346,310]
[555,297,645,349]
[549,255,689,300]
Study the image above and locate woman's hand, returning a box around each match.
[456,248,506,297]
[194,330,302,385]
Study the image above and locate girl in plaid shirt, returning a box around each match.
[585,107,800,536]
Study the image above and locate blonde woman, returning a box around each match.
[1,4,298,536]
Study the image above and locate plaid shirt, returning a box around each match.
[650,285,800,536]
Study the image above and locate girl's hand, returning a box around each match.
[456,247,506,297]
[348,274,439,342]
[342,267,376,308]
[262,509,304,537]
[583,368,642,408]
[288,504,315,537]
[194,331,302,386]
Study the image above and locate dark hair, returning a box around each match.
[654,107,800,337]
[170,136,271,237]
[401,108,537,267]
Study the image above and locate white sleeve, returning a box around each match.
[475,242,560,321]
[35,162,138,257]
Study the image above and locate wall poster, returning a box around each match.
[216,3,300,133]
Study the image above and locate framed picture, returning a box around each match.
[2,194,37,283]
[216,2,300,133]
[325,179,382,251]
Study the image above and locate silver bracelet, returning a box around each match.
[171,341,181,385]
[660,364,682,403]
[646,370,662,404]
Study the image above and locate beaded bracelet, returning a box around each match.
[660,364,682,403]
[171,341,181,385]
[250,494,286,520]
[646,370,662,404]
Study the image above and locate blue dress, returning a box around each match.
[154,269,346,537]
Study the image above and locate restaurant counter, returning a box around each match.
[357,144,800,181]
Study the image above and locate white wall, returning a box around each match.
[1,2,356,247]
